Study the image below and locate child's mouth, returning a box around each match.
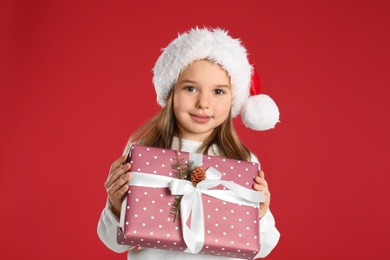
[190,114,211,123]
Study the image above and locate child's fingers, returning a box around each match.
[109,182,130,217]
[107,171,131,198]
[259,170,265,179]
[255,171,271,219]
[111,176,130,199]
[254,175,268,187]
[106,169,132,217]
[105,162,131,189]
[254,182,268,192]
[109,155,127,175]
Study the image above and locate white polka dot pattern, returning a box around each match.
[117,145,260,259]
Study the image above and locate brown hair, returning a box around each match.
[126,89,251,161]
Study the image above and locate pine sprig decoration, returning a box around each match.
[171,157,195,181]
[169,195,182,222]
[171,157,187,179]
[169,152,201,222]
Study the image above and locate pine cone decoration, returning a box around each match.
[191,166,206,186]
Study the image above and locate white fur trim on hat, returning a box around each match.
[152,27,279,131]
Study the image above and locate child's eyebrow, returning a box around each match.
[216,84,231,89]
[177,79,197,85]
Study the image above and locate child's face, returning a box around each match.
[173,59,232,141]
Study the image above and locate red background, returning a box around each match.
[1,0,389,259]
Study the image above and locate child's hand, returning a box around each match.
[253,170,271,219]
[104,155,132,218]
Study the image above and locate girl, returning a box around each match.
[98,27,280,259]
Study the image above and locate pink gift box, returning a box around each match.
[117,145,262,259]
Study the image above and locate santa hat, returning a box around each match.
[152,27,279,131]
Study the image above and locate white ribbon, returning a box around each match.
[128,162,264,254]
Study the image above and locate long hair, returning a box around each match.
[125,89,251,161]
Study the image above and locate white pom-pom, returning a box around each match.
[241,94,280,131]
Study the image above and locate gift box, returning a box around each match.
[117,145,264,259]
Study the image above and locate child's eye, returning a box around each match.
[184,86,197,92]
[214,89,226,95]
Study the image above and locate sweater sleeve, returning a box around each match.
[253,209,280,258]
[97,200,133,253]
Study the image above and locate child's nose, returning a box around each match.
[196,92,210,109]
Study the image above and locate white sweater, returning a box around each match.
[97,138,280,259]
